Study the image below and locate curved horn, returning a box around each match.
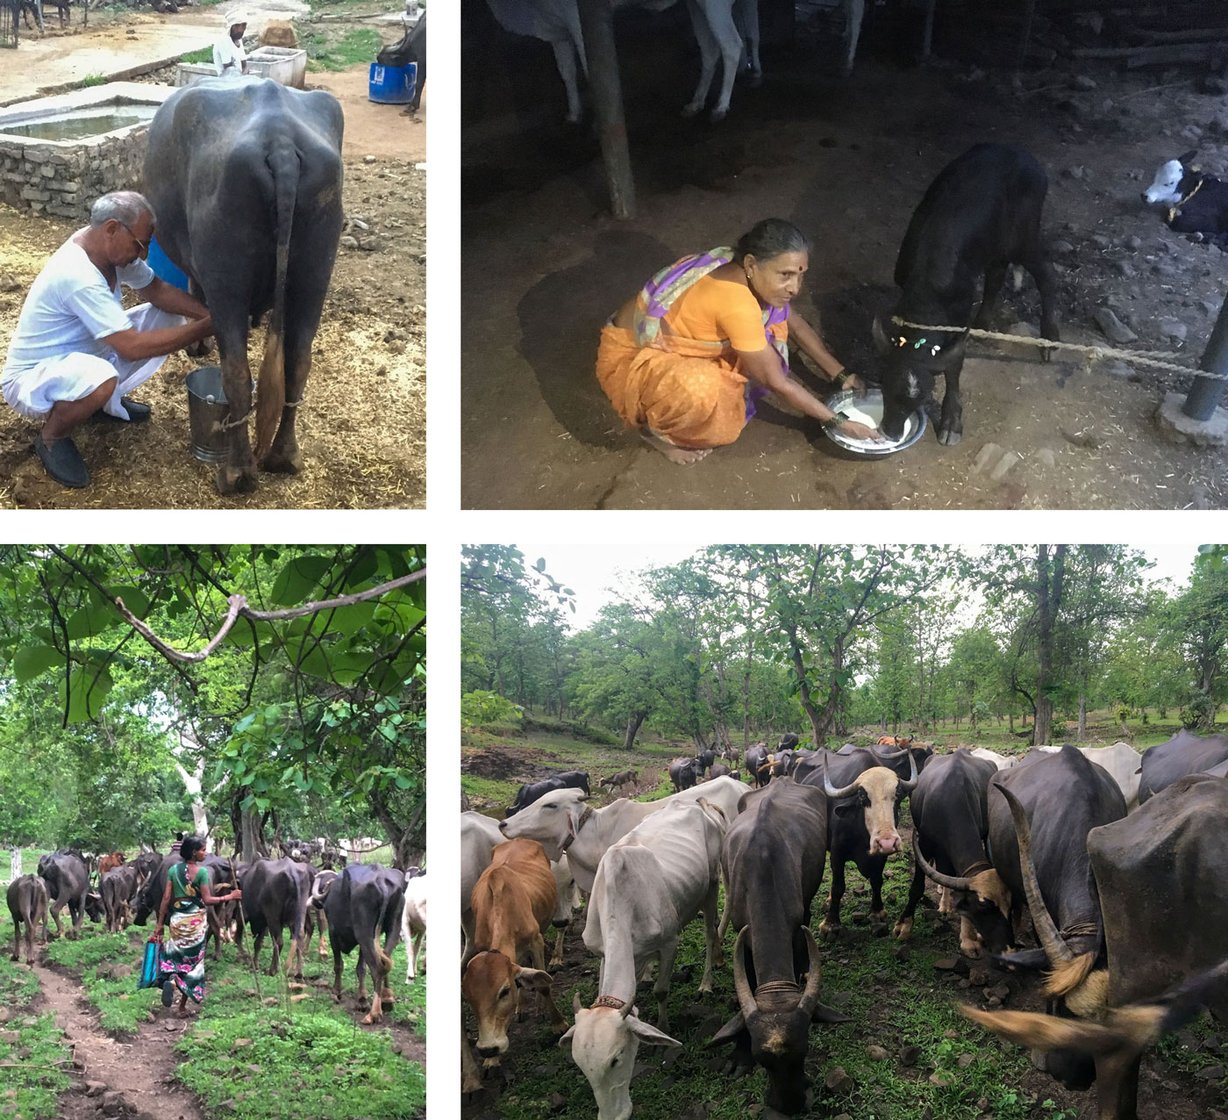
[572,991,582,1015]
[911,829,973,891]
[869,745,909,763]
[822,753,862,800]
[797,927,823,1017]
[996,783,1074,965]
[871,312,891,354]
[897,749,919,793]
[731,927,757,1021]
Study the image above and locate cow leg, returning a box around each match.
[866,858,889,930]
[549,38,582,124]
[331,944,344,1002]
[214,323,258,494]
[654,939,679,1031]
[547,924,565,971]
[698,880,719,993]
[736,0,762,83]
[1023,253,1061,342]
[682,0,720,118]
[937,364,963,446]
[974,263,1008,328]
[379,903,402,1008]
[10,921,19,962]
[841,0,864,78]
[893,853,928,940]
[251,928,266,975]
[413,926,425,976]
[1094,1051,1141,1120]
[957,916,982,958]
[819,858,846,939]
[317,911,329,959]
[269,929,284,977]
[938,885,955,915]
[694,0,741,121]
[259,345,309,476]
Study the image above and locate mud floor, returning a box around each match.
[461,7,1228,509]
[0,37,424,508]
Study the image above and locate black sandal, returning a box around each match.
[33,435,89,488]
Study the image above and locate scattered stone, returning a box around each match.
[1090,233,1111,250]
[990,451,1021,481]
[231,1037,253,1050]
[339,235,359,250]
[101,1091,123,1114]
[899,1045,923,1067]
[85,1081,107,1097]
[987,983,1011,1001]
[970,443,1001,476]
[1034,447,1057,468]
[1197,1064,1225,1080]
[1102,358,1136,380]
[260,19,298,47]
[1063,165,1087,181]
[1125,234,1142,251]
[1073,74,1096,90]
[359,237,386,252]
[929,1071,955,1087]
[1049,239,1075,256]
[363,155,377,164]
[933,956,965,973]
[1155,392,1228,447]
[548,1092,568,1112]
[1201,298,1221,316]
[1007,320,1039,338]
[1094,307,1138,344]
[1158,318,1187,345]
[866,1044,889,1061]
[1111,259,1135,278]
[943,1029,959,1040]
[825,1066,854,1093]
[957,1053,976,1069]
[0,272,20,292]
[967,965,992,986]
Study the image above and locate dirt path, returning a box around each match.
[32,959,205,1120]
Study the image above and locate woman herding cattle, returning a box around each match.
[153,836,240,1016]
[595,218,882,464]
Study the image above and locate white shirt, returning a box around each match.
[2,236,154,382]
[213,34,247,76]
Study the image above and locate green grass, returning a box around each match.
[181,46,213,63]
[44,930,151,1034]
[300,26,384,71]
[38,919,424,1120]
[0,956,73,1120]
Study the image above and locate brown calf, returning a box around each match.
[461,838,566,1066]
[97,851,126,877]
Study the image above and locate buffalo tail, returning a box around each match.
[256,138,296,458]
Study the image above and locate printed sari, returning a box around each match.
[596,248,791,448]
[158,862,209,1004]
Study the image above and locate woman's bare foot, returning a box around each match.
[641,429,712,465]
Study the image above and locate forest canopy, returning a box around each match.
[462,543,1227,750]
[0,544,426,869]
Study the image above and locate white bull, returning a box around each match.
[500,775,747,893]
[969,747,1017,770]
[485,0,761,124]
[402,871,427,981]
[561,798,727,1120]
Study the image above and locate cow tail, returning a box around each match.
[256,137,297,459]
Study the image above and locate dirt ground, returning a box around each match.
[461,9,1228,509]
[0,11,425,509]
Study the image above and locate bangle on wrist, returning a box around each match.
[822,413,845,430]
[833,368,851,386]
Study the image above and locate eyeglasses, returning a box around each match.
[120,222,149,257]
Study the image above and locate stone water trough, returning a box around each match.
[0,82,175,220]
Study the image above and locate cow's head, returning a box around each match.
[872,316,969,440]
[562,994,680,1120]
[912,833,1015,954]
[499,788,589,862]
[462,949,555,1060]
[1142,151,1198,206]
[823,750,917,856]
[711,927,828,1115]
[309,869,338,909]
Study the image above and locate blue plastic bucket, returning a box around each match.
[148,236,189,291]
[368,61,416,105]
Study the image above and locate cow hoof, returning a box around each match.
[361,1011,380,1025]
[746,71,763,89]
[215,464,258,494]
[681,102,702,119]
[260,448,303,475]
[818,921,839,941]
[960,941,982,958]
[709,108,727,123]
[893,919,913,941]
[938,427,962,447]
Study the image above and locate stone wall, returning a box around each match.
[0,127,148,221]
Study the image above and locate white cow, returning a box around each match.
[461,811,504,965]
[548,852,582,968]
[969,747,1017,770]
[561,798,727,1120]
[486,0,761,124]
[500,775,747,893]
[1036,742,1143,811]
[402,871,427,981]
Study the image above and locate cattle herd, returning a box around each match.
[5,838,428,1027]
[461,728,1228,1120]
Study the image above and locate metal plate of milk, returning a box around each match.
[822,388,927,456]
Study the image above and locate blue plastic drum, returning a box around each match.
[369,61,417,105]
[147,236,190,291]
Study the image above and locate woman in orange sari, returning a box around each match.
[597,218,880,463]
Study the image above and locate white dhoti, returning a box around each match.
[1,304,185,422]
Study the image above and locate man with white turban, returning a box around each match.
[214,9,251,77]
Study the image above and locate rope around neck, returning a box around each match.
[890,317,1225,382]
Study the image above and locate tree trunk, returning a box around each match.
[1033,544,1067,747]
[1009,711,1015,733]
[623,710,647,751]
[240,802,262,865]
[1077,692,1088,740]
[10,847,21,883]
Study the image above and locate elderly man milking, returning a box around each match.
[214,9,251,77]
[1,190,212,488]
